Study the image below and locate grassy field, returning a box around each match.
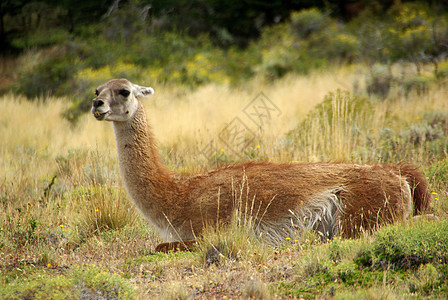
[1,66,448,299]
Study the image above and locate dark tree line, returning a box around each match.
[2,0,448,54]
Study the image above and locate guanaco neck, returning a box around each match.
[112,102,178,230]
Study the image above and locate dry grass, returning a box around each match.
[148,67,357,169]
[1,67,447,298]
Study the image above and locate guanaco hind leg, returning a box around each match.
[155,240,199,253]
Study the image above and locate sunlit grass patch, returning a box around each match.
[121,251,197,281]
[0,265,135,300]
[71,265,135,299]
[0,273,76,300]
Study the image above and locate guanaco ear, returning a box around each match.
[133,84,155,98]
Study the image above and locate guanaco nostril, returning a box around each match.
[93,100,104,108]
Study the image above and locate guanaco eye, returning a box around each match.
[119,89,130,97]
[95,89,99,96]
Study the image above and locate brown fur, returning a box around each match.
[395,164,431,214]
[92,79,432,249]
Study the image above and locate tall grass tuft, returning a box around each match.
[198,211,270,267]
[287,89,374,162]
[198,175,271,267]
[242,279,272,299]
[71,185,139,237]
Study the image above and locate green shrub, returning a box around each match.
[256,23,297,78]
[290,8,329,39]
[324,32,359,62]
[184,51,229,85]
[400,74,433,96]
[374,110,448,163]
[401,111,448,161]
[129,31,200,68]
[256,9,359,79]
[260,44,297,79]
[366,64,393,99]
[356,219,448,270]
[349,17,389,65]
[436,60,448,79]
[290,9,359,62]
[11,28,71,50]
[16,48,78,99]
[402,122,443,146]
[279,220,448,298]
[223,46,257,84]
[306,25,359,62]
[422,111,448,136]
[386,3,433,68]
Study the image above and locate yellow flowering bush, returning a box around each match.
[184,51,229,85]
[76,61,141,84]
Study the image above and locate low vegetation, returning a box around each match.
[277,220,448,299]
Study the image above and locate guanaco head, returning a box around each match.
[92,78,154,121]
